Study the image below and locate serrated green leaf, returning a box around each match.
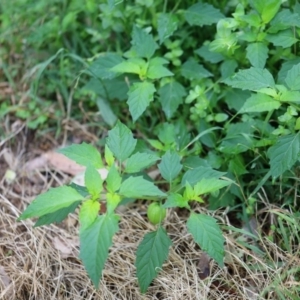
[57,143,102,168]
[79,200,100,230]
[269,9,300,33]
[96,97,117,127]
[285,63,300,91]
[19,186,84,220]
[119,176,166,198]
[135,227,172,293]
[127,81,156,122]
[250,0,281,23]
[84,165,103,198]
[88,53,123,80]
[182,166,225,187]
[104,144,115,167]
[246,43,268,68]
[80,214,119,288]
[163,193,188,208]
[239,93,280,113]
[131,25,158,59]
[223,67,275,91]
[146,57,173,79]
[183,182,194,200]
[111,58,147,75]
[220,59,238,80]
[106,164,122,193]
[83,77,129,101]
[106,121,137,162]
[158,81,186,119]
[185,3,224,27]
[267,29,298,48]
[125,152,159,173]
[181,58,212,80]
[158,150,182,182]
[267,132,300,177]
[250,0,282,24]
[194,178,231,195]
[157,13,178,44]
[187,213,224,267]
[195,45,224,63]
[69,183,89,197]
[34,201,81,227]
[219,134,254,154]
[279,91,300,103]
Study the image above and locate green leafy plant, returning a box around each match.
[16,0,300,296]
[19,121,228,292]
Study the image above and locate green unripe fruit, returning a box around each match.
[147,202,166,225]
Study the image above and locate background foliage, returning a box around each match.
[1,0,300,297]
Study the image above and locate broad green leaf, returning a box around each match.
[107,0,115,10]
[88,53,123,80]
[239,93,280,113]
[220,59,238,80]
[19,186,84,220]
[182,166,225,187]
[157,123,176,145]
[278,58,300,84]
[181,58,212,80]
[229,156,248,176]
[80,214,119,288]
[106,164,122,193]
[185,3,224,27]
[267,132,300,177]
[267,30,298,48]
[223,67,275,91]
[57,143,102,168]
[219,134,254,154]
[194,178,231,195]
[69,183,89,197]
[136,227,172,293]
[146,57,173,79]
[131,25,158,59]
[83,77,129,101]
[104,144,115,167]
[79,200,100,230]
[127,81,156,122]
[125,152,159,173]
[157,13,178,44]
[269,9,300,33]
[285,63,300,91]
[163,193,188,208]
[119,176,166,198]
[106,193,122,213]
[84,165,103,198]
[195,45,224,63]
[110,58,147,75]
[183,182,194,201]
[279,91,300,103]
[34,201,81,227]
[158,150,182,182]
[246,43,268,68]
[158,81,186,119]
[106,121,137,162]
[250,0,281,23]
[187,213,224,267]
[96,97,117,127]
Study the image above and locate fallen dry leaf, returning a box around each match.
[24,151,85,175]
[52,236,79,258]
[0,266,11,287]
[45,151,86,175]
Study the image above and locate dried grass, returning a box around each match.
[0,124,299,300]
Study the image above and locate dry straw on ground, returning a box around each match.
[0,124,299,300]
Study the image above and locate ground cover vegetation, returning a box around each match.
[1,0,300,298]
